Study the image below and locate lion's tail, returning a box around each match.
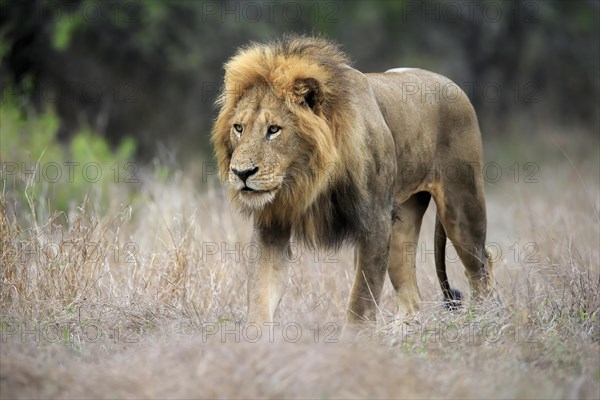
[434,215,462,309]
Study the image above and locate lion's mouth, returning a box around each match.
[237,185,279,208]
[241,186,271,193]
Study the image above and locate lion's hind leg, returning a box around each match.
[387,192,431,317]
[434,180,493,303]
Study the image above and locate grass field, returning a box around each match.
[1,135,599,399]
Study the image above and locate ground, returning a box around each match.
[1,134,599,399]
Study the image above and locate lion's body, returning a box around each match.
[212,35,493,323]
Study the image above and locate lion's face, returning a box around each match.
[212,42,353,219]
[227,88,305,209]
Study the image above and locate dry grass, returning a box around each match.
[1,145,599,399]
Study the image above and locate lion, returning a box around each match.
[212,35,494,324]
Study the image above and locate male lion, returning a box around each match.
[212,35,493,324]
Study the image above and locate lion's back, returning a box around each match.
[364,68,483,196]
[366,68,480,145]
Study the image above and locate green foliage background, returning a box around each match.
[0,0,598,214]
[2,1,598,153]
[1,97,136,214]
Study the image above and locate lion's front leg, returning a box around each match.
[246,227,291,323]
[346,221,392,324]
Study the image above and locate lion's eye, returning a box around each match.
[266,125,281,139]
[233,124,243,134]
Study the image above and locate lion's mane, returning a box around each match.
[212,35,370,248]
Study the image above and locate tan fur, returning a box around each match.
[212,35,493,324]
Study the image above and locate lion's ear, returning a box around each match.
[293,77,323,114]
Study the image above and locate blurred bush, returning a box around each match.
[1,96,136,215]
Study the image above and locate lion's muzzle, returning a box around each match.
[229,163,282,208]
[231,166,259,184]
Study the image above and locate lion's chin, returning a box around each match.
[237,188,278,209]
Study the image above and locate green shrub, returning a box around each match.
[1,100,137,216]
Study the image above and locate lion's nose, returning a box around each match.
[231,166,259,183]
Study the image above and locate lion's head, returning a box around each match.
[212,35,367,236]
